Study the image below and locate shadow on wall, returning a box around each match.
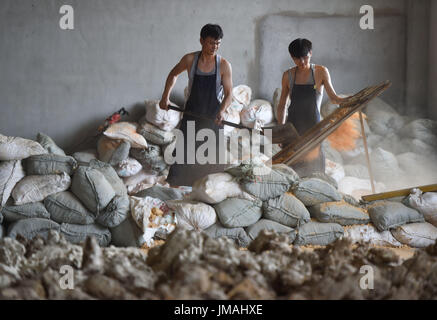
[64,102,147,154]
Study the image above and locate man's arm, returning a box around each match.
[159,54,192,110]
[320,66,347,105]
[276,71,290,125]
[215,59,233,125]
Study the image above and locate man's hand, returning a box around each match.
[159,98,170,111]
[337,95,356,107]
[215,109,226,126]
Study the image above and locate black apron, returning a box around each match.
[287,67,325,177]
[166,54,226,186]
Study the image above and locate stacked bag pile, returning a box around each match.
[319,97,437,199]
[160,160,437,249]
[160,162,359,247]
[0,133,127,247]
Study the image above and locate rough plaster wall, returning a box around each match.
[259,14,405,108]
[429,0,437,120]
[0,0,407,149]
[405,0,430,117]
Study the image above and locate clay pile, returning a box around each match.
[1,228,437,300]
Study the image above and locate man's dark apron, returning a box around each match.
[287,66,325,177]
[166,54,226,186]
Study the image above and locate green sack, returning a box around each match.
[71,166,115,214]
[95,195,129,228]
[44,191,96,225]
[110,215,145,247]
[368,201,424,231]
[308,201,370,226]
[204,221,251,247]
[306,172,338,190]
[7,218,60,240]
[25,154,78,175]
[36,132,66,156]
[72,149,98,165]
[245,218,296,243]
[133,185,184,201]
[341,192,360,207]
[294,221,344,246]
[130,144,167,174]
[291,177,342,206]
[263,193,310,227]
[89,160,127,196]
[60,223,111,247]
[226,163,299,201]
[1,202,50,222]
[138,121,175,145]
[214,197,262,228]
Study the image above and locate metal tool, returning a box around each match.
[167,105,300,145]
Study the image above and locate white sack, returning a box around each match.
[232,85,252,106]
[144,100,183,132]
[103,122,148,148]
[222,109,241,136]
[344,224,402,247]
[240,99,274,130]
[0,135,47,161]
[12,172,71,205]
[123,169,167,194]
[0,160,25,207]
[115,157,143,177]
[130,196,175,246]
[166,200,216,231]
[188,172,254,204]
[325,159,345,184]
[391,222,437,248]
[405,188,437,227]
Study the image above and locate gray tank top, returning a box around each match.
[288,63,323,112]
[187,51,224,104]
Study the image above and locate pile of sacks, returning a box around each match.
[0,133,130,247]
[0,130,183,248]
[91,100,185,194]
[320,97,437,198]
[156,160,437,249]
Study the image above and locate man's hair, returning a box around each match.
[200,24,223,40]
[288,38,312,58]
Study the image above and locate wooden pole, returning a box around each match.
[362,184,437,202]
[359,111,376,194]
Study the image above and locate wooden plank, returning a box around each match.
[361,184,437,202]
[359,111,375,193]
[272,80,392,165]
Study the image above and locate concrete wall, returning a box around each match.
[406,0,430,117]
[429,0,437,120]
[0,0,414,149]
[259,14,405,108]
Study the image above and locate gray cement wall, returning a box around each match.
[259,14,405,108]
[406,0,430,117]
[429,0,437,120]
[0,0,425,150]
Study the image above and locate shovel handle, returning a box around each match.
[167,105,258,131]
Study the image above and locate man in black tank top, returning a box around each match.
[276,38,347,177]
[158,24,233,187]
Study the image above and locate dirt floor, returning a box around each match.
[1,228,436,300]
